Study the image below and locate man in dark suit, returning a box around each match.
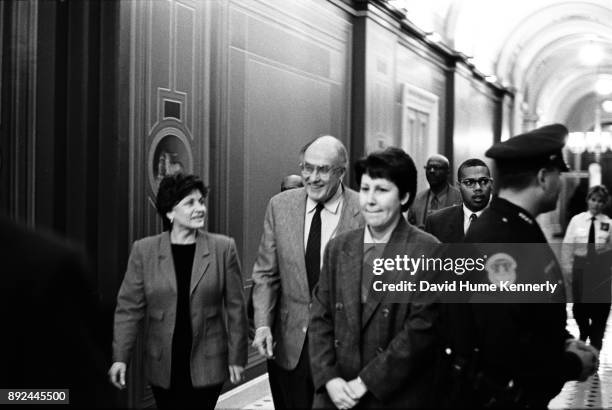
[0,216,106,406]
[251,136,364,409]
[425,158,492,243]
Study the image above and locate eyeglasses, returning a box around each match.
[460,177,492,189]
[424,165,448,172]
[300,162,342,177]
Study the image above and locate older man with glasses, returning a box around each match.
[425,158,492,243]
[251,135,364,409]
[407,154,462,229]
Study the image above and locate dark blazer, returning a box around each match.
[0,216,106,406]
[113,230,247,388]
[309,218,442,408]
[425,204,465,243]
[251,186,364,370]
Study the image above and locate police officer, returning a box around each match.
[449,124,599,408]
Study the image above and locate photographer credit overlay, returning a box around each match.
[362,243,612,303]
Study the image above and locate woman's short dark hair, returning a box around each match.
[587,185,610,202]
[156,173,208,230]
[354,147,417,212]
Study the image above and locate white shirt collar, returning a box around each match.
[586,212,602,221]
[306,184,344,214]
[463,204,485,219]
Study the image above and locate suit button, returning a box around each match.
[335,302,343,310]
[382,307,390,317]
[334,339,340,347]
[302,326,308,333]
[376,347,384,354]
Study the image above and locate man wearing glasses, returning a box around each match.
[408,154,462,228]
[251,135,364,409]
[425,158,492,243]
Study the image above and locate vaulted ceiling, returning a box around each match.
[389,0,612,131]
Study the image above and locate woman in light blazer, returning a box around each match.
[108,174,247,409]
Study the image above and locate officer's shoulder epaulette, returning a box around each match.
[517,212,534,225]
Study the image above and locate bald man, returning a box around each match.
[281,174,303,192]
[408,154,462,228]
[251,136,364,409]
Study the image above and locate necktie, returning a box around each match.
[587,216,596,259]
[466,213,477,233]
[588,217,596,244]
[305,203,324,293]
[430,195,440,212]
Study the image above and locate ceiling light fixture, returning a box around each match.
[579,43,604,66]
[595,79,612,95]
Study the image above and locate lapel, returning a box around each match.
[361,218,412,328]
[340,229,364,335]
[158,233,177,294]
[288,189,310,298]
[336,187,362,234]
[190,231,211,296]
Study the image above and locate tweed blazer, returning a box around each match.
[251,186,364,370]
[309,219,443,408]
[424,204,465,243]
[112,230,247,388]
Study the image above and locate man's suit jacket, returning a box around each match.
[0,216,107,406]
[113,231,247,388]
[425,204,465,243]
[408,184,462,228]
[251,186,364,370]
[309,219,443,408]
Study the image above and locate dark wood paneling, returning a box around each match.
[212,0,352,276]
[1,0,131,406]
[452,63,501,177]
[1,0,37,223]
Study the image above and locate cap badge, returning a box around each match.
[486,253,517,285]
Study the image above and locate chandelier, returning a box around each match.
[567,131,612,154]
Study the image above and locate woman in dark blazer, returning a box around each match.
[108,174,247,409]
[309,147,442,409]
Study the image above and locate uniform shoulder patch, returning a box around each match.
[485,253,517,285]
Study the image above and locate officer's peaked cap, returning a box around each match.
[485,123,569,172]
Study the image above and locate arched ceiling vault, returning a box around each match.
[401,0,612,130]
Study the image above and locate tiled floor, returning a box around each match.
[549,305,612,409]
[220,305,612,409]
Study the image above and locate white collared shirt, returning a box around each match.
[562,211,612,272]
[463,204,485,234]
[304,185,344,267]
[563,211,612,247]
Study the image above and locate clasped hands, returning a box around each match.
[325,377,367,409]
[565,339,599,381]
